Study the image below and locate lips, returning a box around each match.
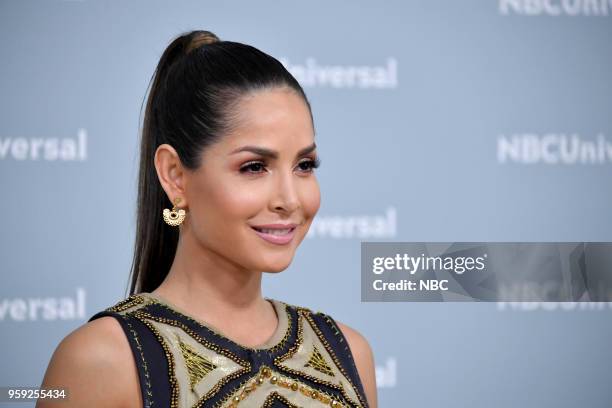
[252,226,294,235]
[251,223,299,230]
[250,224,297,245]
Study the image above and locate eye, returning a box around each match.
[239,161,267,174]
[239,157,321,175]
[297,157,321,173]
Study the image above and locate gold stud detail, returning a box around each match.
[262,367,271,377]
[223,367,347,408]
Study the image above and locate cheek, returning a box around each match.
[198,181,266,225]
[301,179,321,217]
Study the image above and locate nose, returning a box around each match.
[270,171,300,214]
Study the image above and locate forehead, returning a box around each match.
[222,88,314,149]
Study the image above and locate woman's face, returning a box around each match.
[183,87,320,273]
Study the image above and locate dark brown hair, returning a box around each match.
[128,30,313,295]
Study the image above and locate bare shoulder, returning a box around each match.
[37,316,141,408]
[334,320,378,408]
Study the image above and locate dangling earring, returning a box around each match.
[163,197,186,226]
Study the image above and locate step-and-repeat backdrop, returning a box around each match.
[1,1,611,407]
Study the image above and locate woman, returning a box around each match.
[38,30,377,408]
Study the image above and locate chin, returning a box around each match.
[263,267,287,274]
[257,255,293,273]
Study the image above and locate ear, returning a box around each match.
[154,144,189,208]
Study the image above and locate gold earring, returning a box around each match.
[163,197,186,226]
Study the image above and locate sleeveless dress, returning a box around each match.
[88,292,370,408]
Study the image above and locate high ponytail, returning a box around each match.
[127,30,312,295]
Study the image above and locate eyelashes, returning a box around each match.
[239,157,321,175]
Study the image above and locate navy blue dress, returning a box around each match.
[88,292,369,408]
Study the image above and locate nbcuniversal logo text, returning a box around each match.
[279,58,398,89]
[500,0,612,15]
[306,207,397,239]
[0,288,86,322]
[0,128,88,161]
[497,133,612,164]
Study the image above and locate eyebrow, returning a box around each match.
[229,142,317,159]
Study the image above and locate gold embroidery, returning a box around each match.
[106,294,147,313]
[132,310,252,408]
[133,313,181,408]
[305,345,335,377]
[139,294,293,354]
[102,295,365,408]
[274,309,366,408]
[124,317,155,407]
[305,312,368,408]
[262,391,300,408]
[274,310,356,407]
[225,365,345,408]
[176,333,217,391]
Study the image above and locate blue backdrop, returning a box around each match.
[1,1,611,407]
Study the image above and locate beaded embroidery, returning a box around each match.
[262,391,300,408]
[89,294,369,408]
[224,365,346,408]
[176,333,218,391]
[305,312,369,408]
[305,345,336,377]
[273,309,366,407]
[133,310,252,408]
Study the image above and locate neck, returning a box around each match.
[151,225,269,321]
